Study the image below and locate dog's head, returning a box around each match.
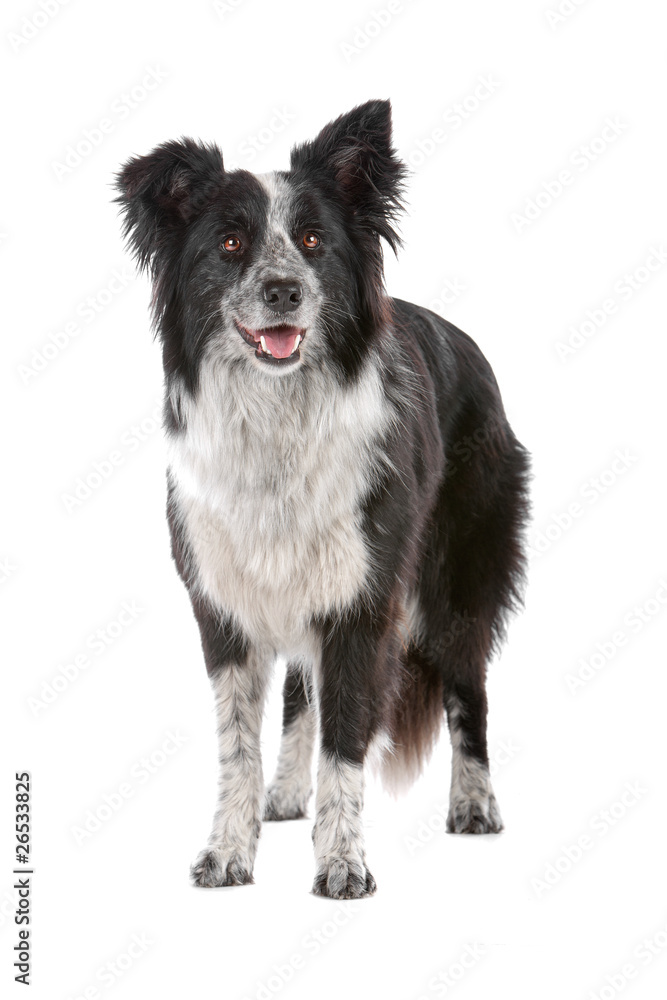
[115,100,406,388]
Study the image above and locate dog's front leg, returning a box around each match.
[263,660,316,821]
[311,608,390,899]
[190,616,270,888]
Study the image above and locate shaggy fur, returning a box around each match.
[115,99,530,898]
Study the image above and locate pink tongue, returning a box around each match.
[262,327,300,359]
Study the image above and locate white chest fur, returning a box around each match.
[168,354,392,651]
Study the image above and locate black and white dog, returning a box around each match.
[116,100,529,899]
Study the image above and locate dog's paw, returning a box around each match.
[190,848,254,888]
[447,793,504,834]
[312,857,377,899]
[263,783,310,821]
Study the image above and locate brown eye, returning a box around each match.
[302,232,320,249]
[222,235,241,253]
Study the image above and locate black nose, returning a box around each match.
[263,280,302,313]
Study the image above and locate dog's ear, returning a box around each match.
[114,138,225,270]
[290,100,406,251]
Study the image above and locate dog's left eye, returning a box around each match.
[302,232,320,249]
[221,236,242,253]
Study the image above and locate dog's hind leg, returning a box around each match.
[443,670,503,834]
[264,660,316,821]
[420,420,528,835]
[190,610,271,888]
[429,428,527,835]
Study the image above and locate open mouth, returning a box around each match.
[235,322,306,365]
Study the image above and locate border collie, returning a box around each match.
[115,100,530,899]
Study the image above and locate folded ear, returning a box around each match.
[290,99,406,251]
[114,138,225,270]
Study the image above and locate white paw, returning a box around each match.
[190,847,254,887]
[312,856,377,899]
[447,792,504,834]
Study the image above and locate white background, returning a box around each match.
[2,1,666,998]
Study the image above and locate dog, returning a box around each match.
[115,99,530,899]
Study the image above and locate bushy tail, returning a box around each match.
[381,648,445,795]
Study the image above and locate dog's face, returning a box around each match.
[172,167,354,375]
[116,100,405,387]
[216,171,324,371]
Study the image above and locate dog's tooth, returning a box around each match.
[260,335,272,356]
[291,334,302,355]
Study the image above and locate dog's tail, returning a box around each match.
[380,647,445,795]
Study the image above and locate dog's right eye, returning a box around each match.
[221,236,242,253]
